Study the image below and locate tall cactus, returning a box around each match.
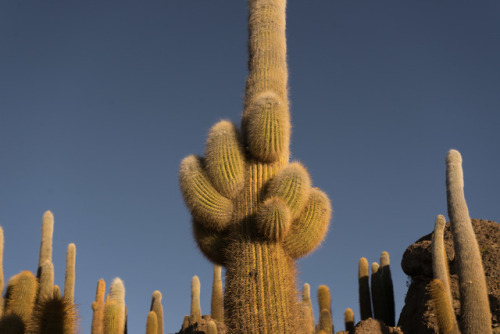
[2,271,38,331]
[146,311,157,334]
[190,275,201,325]
[428,279,460,334]
[149,291,164,334]
[92,279,106,334]
[445,149,492,333]
[211,265,223,324]
[63,243,76,303]
[37,211,54,279]
[179,1,331,332]
[344,308,355,332]
[358,257,372,320]
[379,251,395,326]
[431,215,454,313]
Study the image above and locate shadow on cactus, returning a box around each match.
[179,0,332,332]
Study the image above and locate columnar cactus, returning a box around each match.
[317,309,333,334]
[190,275,201,325]
[207,320,218,334]
[428,278,460,334]
[445,149,492,333]
[28,294,78,334]
[358,257,372,320]
[149,291,164,334]
[211,265,223,324]
[179,0,331,332]
[2,271,38,330]
[37,211,54,279]
[146,311,157,334]
[344,308,354,332]
[379,251,395,326]
[63,243,76,303]
[37,260,54,304]
[103,297,120,334]
[301,283,315,333]
[91,279,106,334]
[431,215,454,312]
[370,262,384,322]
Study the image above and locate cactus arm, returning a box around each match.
[37,211,54,279]
[91,279,106,334]
[282,188,331,259]
[432,215,454,311]
[179,155,234,231]
[38,260,55,304]
[256,196,292,241]
[146,311,157,334]
[205,120,245,199]
[446,150,492,333]
[149,291,163,334]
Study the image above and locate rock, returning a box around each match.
[351,318,403,334]
[398,219,499,334]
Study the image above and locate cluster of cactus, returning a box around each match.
[429,149,493,334]
[179,0,331,333]
[357,252,395,327]
[0,211,78,334]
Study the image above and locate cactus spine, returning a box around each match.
[207,320,218,334]
[28,294,78,334]
[146,311,157,334]
[379,251,395,326]
[446,149,492,333]
[211,265,223,324]
[358,257,372,320]
[179,0,332,332]
[190,275,201,325]
[3,271,39,330]
[344,308,355,332]
[63,243,76,303]
[149,291,164,334]
[92,279,106,334]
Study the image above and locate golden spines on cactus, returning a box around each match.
[190,275,201,325]
[211,265,223,324]
[103,297,121,334]
[256,196,291,241]
[428,279,460,334]
[28,294,78,334]
[146,311,157,334]
[317,285,331,315]
[432,215,453,311]
[446,149,492,333]
[63,243,76,303]
[283,188,331,258]
[358,257,372,320]
[108,278,126,334]
[344,308,355,332]
[205,120,245,198]
[149,291,163,334]
[37,260,54,304]
[180,156,233,231]
[4,271,38,327]
[318,309,333,334]
[91,279,106,334]
[301,283,315,334]
[38,211,54,279]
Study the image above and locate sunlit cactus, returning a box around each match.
[150,291,164,334]
[190,275,201,325]
[317,309,333,334]
[37,260,54,305]
[103,297,121,334]
[207,320,218,334]
[91,279,106,334]
[63,243,76,303]
[344,308,354,332]
[211,265,223,324]
[358,257,372,320]
[178,0,331,332]
[2,271,38,331]
[432,215,454,315]
[28,294,78,334]
[445,149,492,333]
[146,311,157,334]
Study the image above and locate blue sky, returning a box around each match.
[1,1,499,333]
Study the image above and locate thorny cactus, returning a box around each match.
[179,0,331,332]
[358,257,372,321]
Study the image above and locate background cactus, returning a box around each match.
[91,279,106,334]
[108,278,126,334]
[301,283,315,333]
[37,211,54,280]
[189,275,201,325]
[379,251,395,326]
[428,278,460,334]
[446,149,492,333]
[358,257,372,321]
[210,266,223,324]
[2,271,39,331]
[64,243,76,303]
[145,311,157,334]
[0,226,4,318]
[149,291,164,334]
[179,0,331,332]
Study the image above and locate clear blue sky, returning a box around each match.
[1,1,499,333]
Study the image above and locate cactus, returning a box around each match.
[317,309,333,334]
[53,285,61,299]
[431,215,454,313]
[190,275,201,325]
[28,294,78,334]
[317,285,332,315]
[344,308,354,332]
[379,251,395,326]
[301,283,315,333]
[2,271,38,330]
[211,265,223,324]
[63,243,76,303]
[146,311,157,334]
[37,211,54,279]
[181,315,190,331]
[370,262,384,322]
[92,279,106,334]
[103,297,121,334]
[428,279,460,334]
[149,291,164,334]
[179,0,331,332]
[0,226,4,318]
[108,278,126,334]
[207,320,218,334]
[446,149,492,333]
[358,257,372,320]
[37,260,54,304]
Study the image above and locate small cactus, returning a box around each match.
[3,271,39,329]
[103,297,121,334]
[37,211,54,279]
[190,275,201,325]
[146,311,157,334]
[301,283,315,333]
[317,309,333,334]
[149,291,164,334]
[207,320,218,334]
[317,285,332,315]
[211,265,223,324]
[108,278,126,334]
[370,262,384,322]
[37,260,54,304]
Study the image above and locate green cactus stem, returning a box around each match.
[358,257,372,321]
[37,211,54,279]
[190,275,201,325]
[179,1,332,332]
[103,297,121,334]
[37,260,54,304]
[317,285,332,315]
[317,309,333,334]
[344,308,354,332]
[108,278,126,334]
[380,251,395,326]
[63,243,76,303]
[149,291,163,334]
[211,265,223,324]
[428,279,460,334]
[91,279,106,334]
[446,149,492,333]
[146,311,157,334]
